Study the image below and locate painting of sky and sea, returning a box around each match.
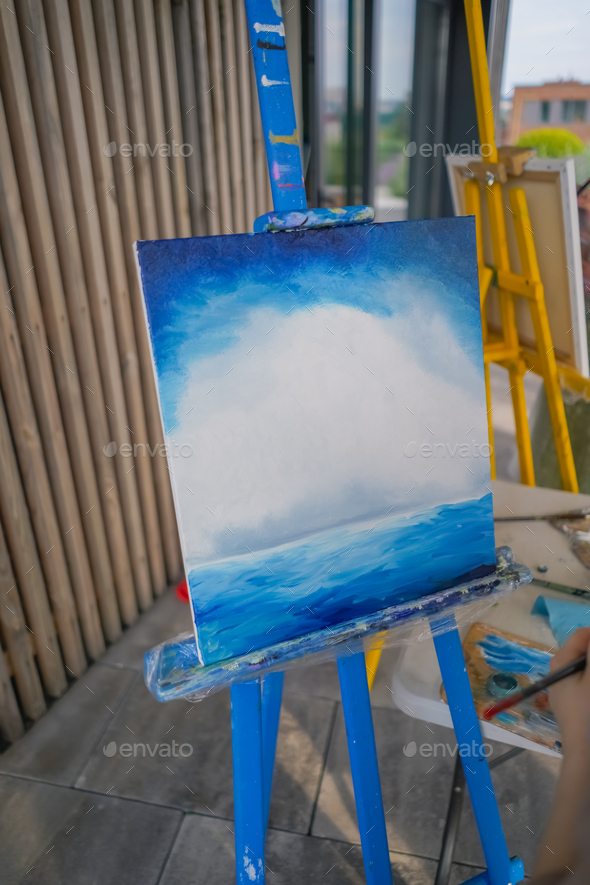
[136,217,495,666]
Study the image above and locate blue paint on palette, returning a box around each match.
[476,634,552,682]
[190,495,495,662]
[136,217,494,666]
[495,711,519,725]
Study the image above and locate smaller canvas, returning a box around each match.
[446,154,588,376]
[136,218,495,666]
[447,622,559,751]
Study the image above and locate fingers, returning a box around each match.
[550,627,590,673]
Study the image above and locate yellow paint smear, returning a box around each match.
[269,129,299,145]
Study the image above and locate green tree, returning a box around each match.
[516,128,585,158]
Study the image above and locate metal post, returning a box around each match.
[300,0,321,206]
[362,0,379,206]
[435,754,466,885]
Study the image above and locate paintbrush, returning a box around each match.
[483,653,588,721]
[494,508,590,522]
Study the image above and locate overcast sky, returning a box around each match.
[323,0,590,104]
[502,0,590,96]
[323,0,415,102]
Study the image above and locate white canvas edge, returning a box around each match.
[552,156,588,378]
[445,153,589,378]
[133,241,204,664]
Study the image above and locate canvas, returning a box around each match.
[136,217,495,666]
[446,154,588,376]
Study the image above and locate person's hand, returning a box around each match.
[548,627,590,759]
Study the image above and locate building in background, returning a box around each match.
[507,80,590,143]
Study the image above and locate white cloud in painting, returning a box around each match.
[168,298,489,567]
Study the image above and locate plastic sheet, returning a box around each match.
[144,546,531,703]
[252,205,374,233]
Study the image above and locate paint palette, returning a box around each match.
[443,623,560,751]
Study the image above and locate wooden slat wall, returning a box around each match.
[0,0,272,741]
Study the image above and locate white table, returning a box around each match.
[391,479,590,758]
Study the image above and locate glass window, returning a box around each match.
[320,0,416,216]
[322,0,348,207]
[375,1,416,222]
[562,100,587,122]
[541,100,550,122]
[522,100,540,124]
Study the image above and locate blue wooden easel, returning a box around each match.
[191,4,526,882]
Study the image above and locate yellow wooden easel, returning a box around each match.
[463,0,578,494]
[366,0,580,689]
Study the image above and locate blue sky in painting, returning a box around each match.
[138,217,482,432]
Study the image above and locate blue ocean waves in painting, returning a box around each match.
[189,493,495,663]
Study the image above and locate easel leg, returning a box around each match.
[508,186,578,493]
[231,679,266,884]
[366,631,387,690]
[261,671,284,828]
[508,363,535,486]
[337,652,393,885]
[432,619,521,885]
[529,293,578,492]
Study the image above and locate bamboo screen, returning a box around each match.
[0,0,272,742]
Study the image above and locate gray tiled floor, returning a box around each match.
[0,663,136,785]
[0,775,181,885]
[77,679,235,816]
[0,588,559,884]
[313,706,459,857]
[159,814,483,885]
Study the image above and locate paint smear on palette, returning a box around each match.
[137,218,495,666]
[442,623,560,751]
